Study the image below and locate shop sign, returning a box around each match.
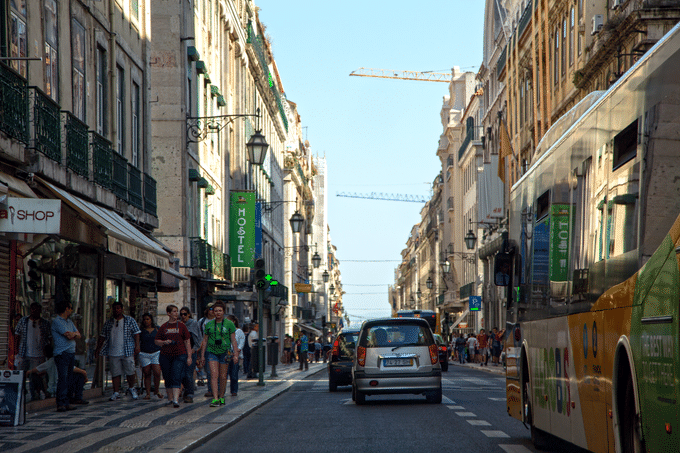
[0,198,60,234]
[229,192,256,268]
[295,283,312,293]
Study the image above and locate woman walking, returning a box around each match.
[155,305,192,407]
[226,315,245,396]
[139,313,163,400]
[197,301,238,407]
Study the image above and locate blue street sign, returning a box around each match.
[469,296,482,311]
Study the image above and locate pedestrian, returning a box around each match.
[491,327,505,366]
[14,302,51,401]
[51,301,81,412]
[247,323,259,378]
[241,323,251,376]
[95,301,141,401]
[466,333,478,363]
[283,334,292,364]
[197,301,238,407]
[227,315,245,396]
[298,332,308,371]
[314,338,322,363]
[155,304,192,408]
[138,313,163,400]
[180,307,201,403]
[308,335,316,364]
[455,333,466,364]
[477,328,489,366]
[26,344,89,406]
[198,304,215,396]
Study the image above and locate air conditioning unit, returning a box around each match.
[592,15,604,35]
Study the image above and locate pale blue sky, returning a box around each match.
[256,1,485,327]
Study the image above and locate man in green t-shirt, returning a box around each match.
[197,301,239,406]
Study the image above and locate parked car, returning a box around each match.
[352,317,442,404]
[328,327,360,391]
[433,334,449,372]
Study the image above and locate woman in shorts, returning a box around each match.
[139,313,163,399]
[155,305,192,407]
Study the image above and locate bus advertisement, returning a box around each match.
[497,21,680,453]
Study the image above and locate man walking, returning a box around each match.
[247,323,259,379]
[14,302,51,400]
[298,332,308,371]
[180,307,201,403]
[51,301,80,412]
[95,301,141,401]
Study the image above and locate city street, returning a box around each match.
[195,363,588,453]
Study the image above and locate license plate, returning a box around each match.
[383,358,412,367]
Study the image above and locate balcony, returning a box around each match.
[90,132,113,189]
[112,151,128,201]
[64,112,89,178]
[0,63,29,143]
[128,164,143,209]
[190,237,227,278]
[30,87,61,162]
[143,173,157,216]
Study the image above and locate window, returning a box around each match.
[44,0,58,100]
[554,29,560,83]
[96,47,107,135]
[562,19,567,75]
[569,8,574,67]
[131,0,139,21]
[613,119,638,170]
[71,19,86,121]
[9,0,28,77]
[131,81,140,167]
[116,66,125,154]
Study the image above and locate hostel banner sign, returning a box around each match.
[230,192,255,268]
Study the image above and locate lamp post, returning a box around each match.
[312,252,321,269]
[322,270,329,283]
[289,211,304,233]
[246,130,269,165]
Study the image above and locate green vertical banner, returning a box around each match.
[549,204,572,282]
[230,192,256,268]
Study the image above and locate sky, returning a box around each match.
[256,1,486,327]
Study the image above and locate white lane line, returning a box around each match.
[499,445,533,452]
[488,397,506,401]
[447,405,465,410]
[455,412,476,417]
[442,396,455,405]
[467,420,491,426]
[481,430,510,438]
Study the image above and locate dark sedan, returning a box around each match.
[328,327,360,391]
[433,334,449,371]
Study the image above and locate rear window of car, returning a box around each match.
[359,323,433,348]
[337,332,358,358]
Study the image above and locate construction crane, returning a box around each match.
[337,192,429,203]
[349,67,450,83]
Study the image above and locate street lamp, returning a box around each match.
[246,130,269,165]
[464,228,477,250]
[322,270,329,283]
[329,284,335,294]
[289,211,304,233]
[442,260,451,274]
[312,252,321,268]
[426,277,433,290]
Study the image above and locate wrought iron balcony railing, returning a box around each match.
[128,164,143,209]
[0,63,29,143]
[30,87,61,162]
[112,151,128,201]
[63,112,89,178]
[143,173,157,216]
[90,131,113,189]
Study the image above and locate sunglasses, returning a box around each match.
[180,313,189,316]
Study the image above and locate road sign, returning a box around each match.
[469,296,482,311]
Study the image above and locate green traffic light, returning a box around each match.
[265,274,272,281]
[270,280,279,286]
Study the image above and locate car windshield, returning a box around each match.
[360,324,433,348]
[337,333,358,358]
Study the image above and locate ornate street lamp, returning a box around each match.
[322,270,329,283]
[426,277,433,290]
[464,228,477,250]
[289,211,304,233]
[246,130,269,165]
[329,284,335,294]
[442,260,451,274]
[312,252,321,268]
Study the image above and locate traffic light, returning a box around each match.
[322,315,326,327]
[27,259,41,291]
[254,258,267,290]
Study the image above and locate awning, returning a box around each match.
[163,266,188,280]
[0,172,38,199]
[42,181,170,270]
[297,323,322,337]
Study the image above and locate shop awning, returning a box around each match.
[297,323,322,337]
[0,172,38,199]
[42,181,170,270]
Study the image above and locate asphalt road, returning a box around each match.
[195,365,589,453]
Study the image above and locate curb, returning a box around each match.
[179,366,325,452]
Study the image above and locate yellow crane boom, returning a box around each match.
[349,67,450,83]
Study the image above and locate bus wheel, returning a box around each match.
[524,369,549,449]
[621,377,645,453]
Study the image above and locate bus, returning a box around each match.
[395,309,438,333]
[496,22,680,453]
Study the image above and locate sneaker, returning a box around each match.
[129,388,139,400]
[220,398,225,405]
[210,399,220,407]
[156,393,164,400]
[173,401,180,408]
[109,392,120,401]
[184,396,193,403]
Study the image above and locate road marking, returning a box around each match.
[488,397,506,401]
[455,412,476,417]
[447,405,465,410]
[499,445,533,452]
[441,396,455,405]
[467,420,491,426]
[481,430,510,438]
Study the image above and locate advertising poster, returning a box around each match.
[0,370,25,426]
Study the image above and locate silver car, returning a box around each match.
[352,317,442,404]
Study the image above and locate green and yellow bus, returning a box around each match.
[497,21,680,453]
